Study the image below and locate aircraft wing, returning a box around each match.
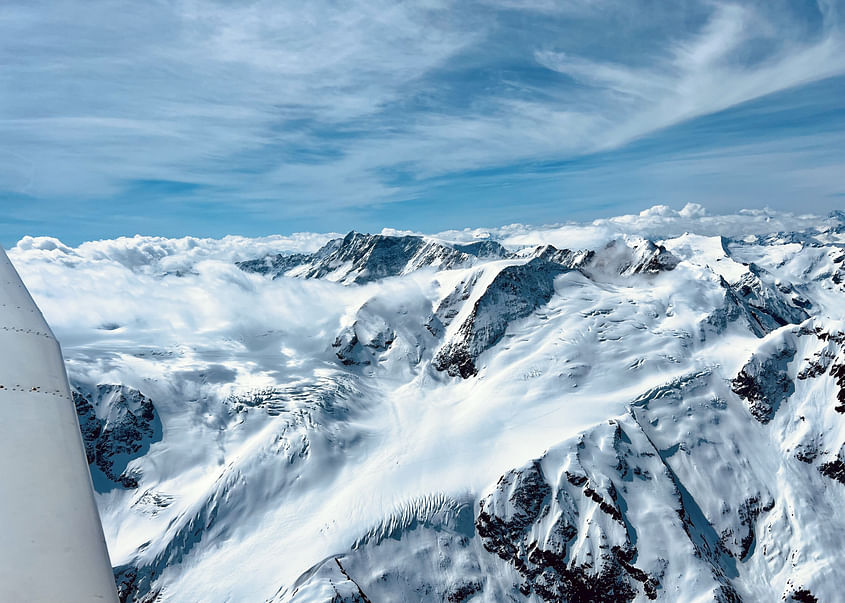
[0,246,118,602]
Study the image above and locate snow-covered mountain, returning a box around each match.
[236,231,484,284]
[8,205,845,602]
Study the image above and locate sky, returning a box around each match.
[1,0,844,245]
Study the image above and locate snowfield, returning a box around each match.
[8,204,845,602]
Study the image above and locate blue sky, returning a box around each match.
[1,0,844,245]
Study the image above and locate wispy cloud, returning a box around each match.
[1,0,843,241]
[533,2,845,151]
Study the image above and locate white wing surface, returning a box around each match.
[0,246,118,602]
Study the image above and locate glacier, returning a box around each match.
[7,205,845,602]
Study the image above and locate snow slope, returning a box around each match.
[8,205,845,602]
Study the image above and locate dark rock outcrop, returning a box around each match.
[238,232,475,284]
[529,244,594,269]
[731,265,809,333]
[333,320,396,366]
[703,262,809,340]
[731,338,797,423]
[585,239,679,277]
[433,258,566,378]
[234,252,310,278]
[73,384,161,489]
[454,240,510,259]
[819,455,845,486]
[789,587,819,602]
[475,452,648,602]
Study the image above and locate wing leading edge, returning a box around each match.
[0,246,118,602]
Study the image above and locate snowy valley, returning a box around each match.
[8,205,845,602]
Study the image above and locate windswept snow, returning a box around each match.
[8,205,845,602]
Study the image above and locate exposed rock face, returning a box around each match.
[331,290,436,372]
[433,258,566,378]
[681,238,809,340]
[730,496,776,561]
[425,272,480,339]
[528,244,594,269]
[624,239,680,274]
[238,233,680,288]
[237,231,476,284]
[731,265,809,332]
[584,238,679,277]
[818,456,845,485]
[233,252,310,278]
[475,458,640,602]
[731,334,797,423]
[114,568,161,603]
[789,589,819,603]
[73,384,161,489]
[332,311,396,367]
[454,240,510,259]
[795,326,845,412]
[705,269,809,340]
[74,389,103,465]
